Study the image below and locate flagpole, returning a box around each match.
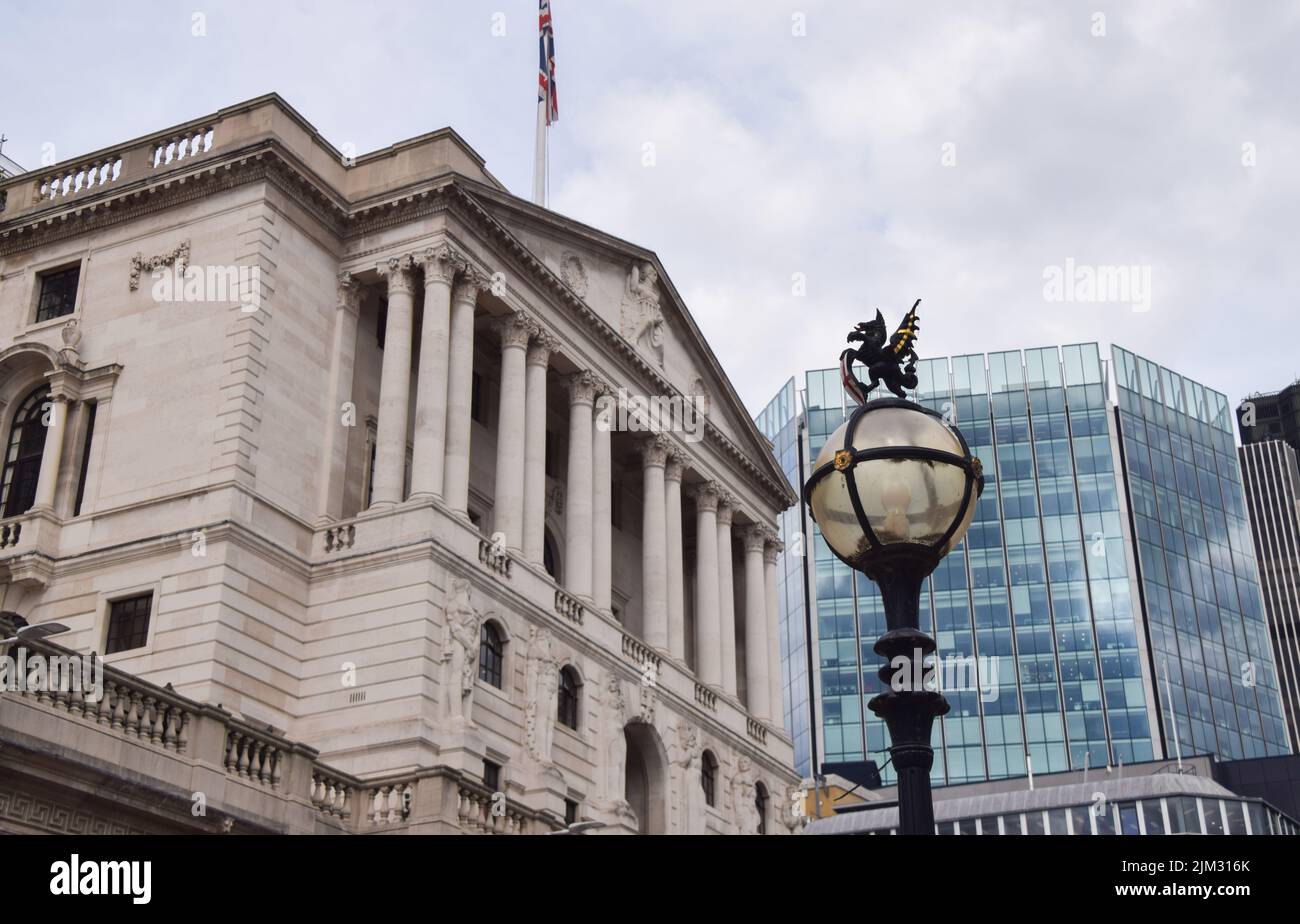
[532,96,547,207]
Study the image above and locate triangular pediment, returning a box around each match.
[455,180,793,507]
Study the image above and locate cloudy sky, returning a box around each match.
[3,1,1298,416]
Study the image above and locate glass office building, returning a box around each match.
[762,343,1291,788]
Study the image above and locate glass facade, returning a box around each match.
[765,342,1289,787]
[754,378,812,776]
[1112,346,1290,758]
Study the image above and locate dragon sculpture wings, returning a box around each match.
[839,299,921,403]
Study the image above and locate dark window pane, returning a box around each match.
[36,266,79,322]
[105,593,152,654]
[483,760,500,791]
[478,623,504,688]
[557,668,579,729]
[701,751,717,806]
[1,386,50,517]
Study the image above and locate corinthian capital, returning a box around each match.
[337,272,362,314]
[452,266,489,303]
[639,434,669,468]
[415,243,466,286]
[568,370,599,406]
[493,310,535,349]
[763,531,784,564]
[377,254,416,295]
[527,329,558,366]
[689,480,723,512]
[741,524,769,553]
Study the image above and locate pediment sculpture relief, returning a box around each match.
[620,261,665,367]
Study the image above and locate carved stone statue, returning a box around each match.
[673,720,702,834]
[443,578,485,724]
[620,261,665,366]
[603,672,629,807]
[523,626,562,763]
[731,755,758,835]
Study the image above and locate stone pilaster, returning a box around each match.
[410,245,464,500]
[492,311,534,553]
[372,255,416,507]
[764,535,785,723]
[717,494,738,696]
[444,269,484,515]
[316,273,361,522]
[691,482,723,688]
[564,371,597,601]
[640,435,670,652]
[522,331,556,565]
[742,525,771,721]
[664,449,687,661]
[592,379,616,611]
[32,394,70,511]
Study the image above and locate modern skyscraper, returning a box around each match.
[762,343,1291,789]
[1239,380,1300,456]
[1238,439,1300,749]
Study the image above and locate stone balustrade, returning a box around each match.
[456,780,532,835]
[695,682,718,712]
[367,781,413,826]
[478,536,512,578]
[223,722,285,789]
[746,717,769,745]
[311,767,355,820]
[324,522,355,552]
[34,155,124,204]
[0,516,24,550]
[621,632,662,673]
[151,127,215,168]
[554,587,584,625]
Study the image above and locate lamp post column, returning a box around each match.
[866,554,949,836]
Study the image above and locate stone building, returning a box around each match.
[0,94,800,834]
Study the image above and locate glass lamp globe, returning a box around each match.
[805,401,983,575]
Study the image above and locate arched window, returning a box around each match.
[701,750,718,807]
[755,782,770,835]
[1,386,50,518]
[557,666,581,730]
[478,621,504,688]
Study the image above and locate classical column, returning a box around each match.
[444,270,483,515]
[32,394,70,511]
[641,436,669,652]
[522,331,555,565]
[691,482,722,687]
[717,496,738,696]
[492,311,533,553]
[410,246,462,500]
[764,534,785,723]
[564,371,597,600]
[316,273,361,521]
[664,449,687,661]
[592,380,615,611]
[372,255,416,507]
[742,525,771,720]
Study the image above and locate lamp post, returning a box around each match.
[802,303,983,834]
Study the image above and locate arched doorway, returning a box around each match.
[623,721,669,834]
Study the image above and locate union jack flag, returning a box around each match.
[538,1,558,125]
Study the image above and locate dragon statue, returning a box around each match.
[839,299,921,403]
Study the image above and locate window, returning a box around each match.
[543,529,559,581]
[483,760,501,792]
[105,593,152,655]
[544,430,557,477]
[36,265,80,322]
[755,782,769,835]
[471,372,483,423]
[72,401,97,517]
[564,798,579,827]
[701,750,718,807]
[479,621,504,688]
[557,667,580,730]
[1,386,51,517]
[376,299,387,349]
